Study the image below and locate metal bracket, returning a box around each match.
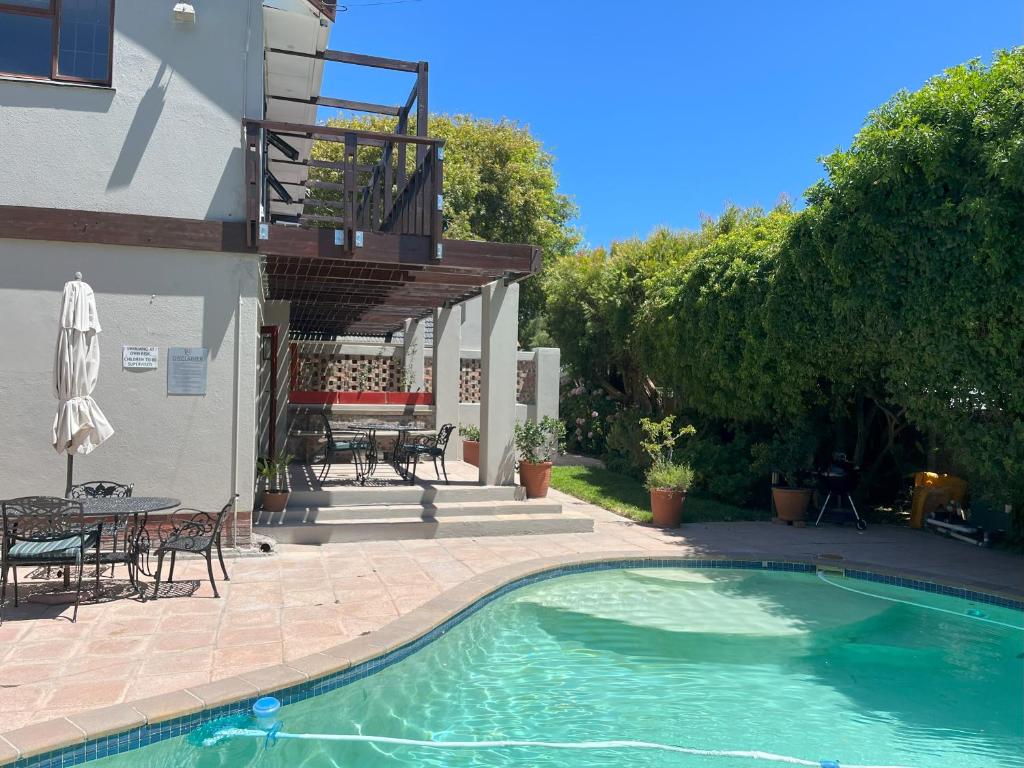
[258,223,269,241]
[434,243,443,260]
[436,194,443,211]
[334,229,345,247]
[436,146,445,161]
[354,231,364,248]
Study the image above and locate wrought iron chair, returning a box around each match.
[401,423,456,485]
[68,481,134,580]
[150,501,232,599]
[318,413,371,483]
[0,496,101,623]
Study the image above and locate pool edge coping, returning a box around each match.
[2,550,1022,766]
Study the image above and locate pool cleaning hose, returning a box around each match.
[186,699,915,768]
[815,572,1023,631]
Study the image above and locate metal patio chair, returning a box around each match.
[401,423,456,485]
[0,496,101,623]
[318,413,371,483]
[68,481,135,579]
[150,501,232,599]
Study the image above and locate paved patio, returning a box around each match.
[0,488,1020,735]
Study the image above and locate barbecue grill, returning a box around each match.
[814,453,867,530]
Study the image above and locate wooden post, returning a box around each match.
[344,132,357,252]
[415,61,428,165]
[244,122,261,246]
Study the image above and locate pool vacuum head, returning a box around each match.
[186,714,252,747]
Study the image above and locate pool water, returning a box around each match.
[92,569,1023,767]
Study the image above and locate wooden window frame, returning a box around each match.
[0,0,115,87]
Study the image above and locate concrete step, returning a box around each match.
[288,484,521,509]
[257,509,594,545]
[258,499,562,526]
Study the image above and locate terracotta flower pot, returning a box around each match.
[262,491,290,513]
[772,487,812,522]
[519,460,553,498]
[463,440,479,467]
[649,488,686,528]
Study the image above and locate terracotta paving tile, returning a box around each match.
[281,589,337,608]
[220,608,277,629]
[282,636,343,661]
[149,629,218,653]
[0,662,55,687]
[2,637,84,664]
[124,671,212,701]
[212,642,283,674]
[217,625,281,648]
[138,648,213,678]
[41,679,129,710]
[0,683,48,712]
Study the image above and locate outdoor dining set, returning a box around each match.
[315,414,456,486]
[0,484,233,623]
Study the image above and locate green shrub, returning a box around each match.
[644,460,695,491]
[514,416,566,464]
[458,424,480,441]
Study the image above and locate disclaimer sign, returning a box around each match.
[167,347,209,396]
[122,346,158,370]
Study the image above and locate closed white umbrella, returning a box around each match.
[53,274,114,495]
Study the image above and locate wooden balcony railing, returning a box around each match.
[250,48,446,259]
[244,119,445,259]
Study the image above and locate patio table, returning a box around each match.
[333,424,435,482]
[80,496,180,591]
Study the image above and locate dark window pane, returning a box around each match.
[56,0,111,82]
[2,1,51,10]
[0,12,52,77]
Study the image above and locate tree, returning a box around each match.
[311,114,579,344]
[777,50,1024,524]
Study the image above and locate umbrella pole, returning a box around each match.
[65,454,73,497]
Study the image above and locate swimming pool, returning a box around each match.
[87,567,1023,768]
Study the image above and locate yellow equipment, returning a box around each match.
[910,472,967,529]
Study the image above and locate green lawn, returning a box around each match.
[549,465,769,524]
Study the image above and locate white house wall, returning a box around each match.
[0,0,265,220]
[0,238,261,518]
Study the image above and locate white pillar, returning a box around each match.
[432,305,461,459]
[479,280,519,485]
[533,347,560,423]
[401,317,425,391]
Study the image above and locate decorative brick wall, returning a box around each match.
[297,352,402,392]
[293,349,536,404]
[458,358,535,404]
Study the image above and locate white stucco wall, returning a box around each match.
[0,239,261,515]
[0,0,264,221]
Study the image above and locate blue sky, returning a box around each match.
[322,0,1023,250]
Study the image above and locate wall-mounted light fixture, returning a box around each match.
[173,2,196,23]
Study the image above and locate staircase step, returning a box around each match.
[257,509,594,544]
[288,484,521,509]
[259,498,561,525]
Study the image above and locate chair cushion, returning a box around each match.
[8,530,99,563]
[331,441,367,451]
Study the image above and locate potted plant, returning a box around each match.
[645,460,695,527]
[459,424,480,467]
[257,451,294,513]
[640,416,696,527]
[750,431,817,523]
[514,416,566,498]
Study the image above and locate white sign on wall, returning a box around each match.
[167,347,209,396]
[122,346,159,369]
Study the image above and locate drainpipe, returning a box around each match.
[230,274,242,545]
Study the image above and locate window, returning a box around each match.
[0,0,113,86]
